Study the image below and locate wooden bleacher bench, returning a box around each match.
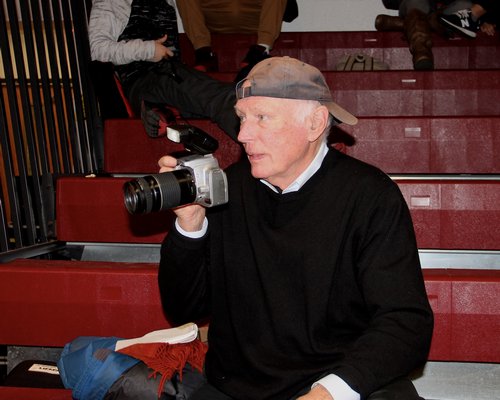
[179,32,500,72]
[103,119,243,174]
[0,259,169,399]
[3,141,497,396]
[207,69,500,117]
[396,178,500,250]
[0,387,72,400]
[323,70,500,118]
[341,116,500,174]
[423,269,500,363]
[54,175,500,251]
[104,117,500,174]
[0,259,168,347]
[1,259,499,398]
[55,176,174,244]
[2,29,499,400]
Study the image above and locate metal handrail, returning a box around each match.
[0,0,101,254]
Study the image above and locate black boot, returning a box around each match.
[194,46,218,72]
[234,45,270,82]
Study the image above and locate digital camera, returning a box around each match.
[123,125,228,214]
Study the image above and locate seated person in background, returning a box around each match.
[175,0,289,73]
[375,0,442,70]
[158,56,434,400]
[88,0,240,140]
[440,0,498,37]
[374,0,485,70]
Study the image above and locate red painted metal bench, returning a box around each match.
[341,116,500,174]
[0,259,170,399]
[208,69,500,117]
[1,259,498,361]
[424,269,500,363]
[0,387,72,400]
[103,117,500,175]
[0,259,169,347]
[179,32,500,72]
[1,259,499,398]
[5,32,500,397]
[56,176,174,244]
[55,175,500,250]
[395,178,500,250]
[103,118,242,174]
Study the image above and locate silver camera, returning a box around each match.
[123,125,228,214]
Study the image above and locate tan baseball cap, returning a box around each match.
[236,56,358,126]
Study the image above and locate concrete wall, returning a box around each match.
[282,0,398,32]
[176,0,399,33]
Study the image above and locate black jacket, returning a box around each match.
[159,149,433,399]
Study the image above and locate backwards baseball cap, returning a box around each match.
[236,56,358,126]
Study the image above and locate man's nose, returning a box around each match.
[237,121,252,143]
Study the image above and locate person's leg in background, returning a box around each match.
[401,0,435,70]
[176,0,218,72]
[440,0,489,37]
[256,0,288,48]
[243,0,288,67]
[375,0,435,70]
[198,0,267,69]
[230,0,289,81]
[179,0,288,77]
[125,61,240,141]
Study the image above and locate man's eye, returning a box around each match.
[257,114,267,121]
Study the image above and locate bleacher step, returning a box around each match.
[1,260,499,399]
[103,118,242,174]
[56,175,500,251]
[103,117,500,175]
[209,70,500,117]
[0,259,168,347]
[179,32,500,72]
[0,387,72,400]
[1,259,499,363]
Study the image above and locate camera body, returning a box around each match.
[174,153,228,208]
[123,125,228,214]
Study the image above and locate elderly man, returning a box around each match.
[158,57,433,400]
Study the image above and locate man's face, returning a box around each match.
[235,95,321,190]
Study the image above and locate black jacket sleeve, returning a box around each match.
[332,182,434,397]
[158,222,211,325]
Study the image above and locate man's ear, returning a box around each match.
[308,105,329,142]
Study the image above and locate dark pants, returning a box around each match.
[186,370,423,400]
[125,61,240,141]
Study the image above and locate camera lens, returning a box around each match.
[123,169,196,214]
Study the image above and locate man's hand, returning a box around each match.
[480,22,496,36]
[152,35,174,62]
[297,384,334,400]
[158,155,206,232]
